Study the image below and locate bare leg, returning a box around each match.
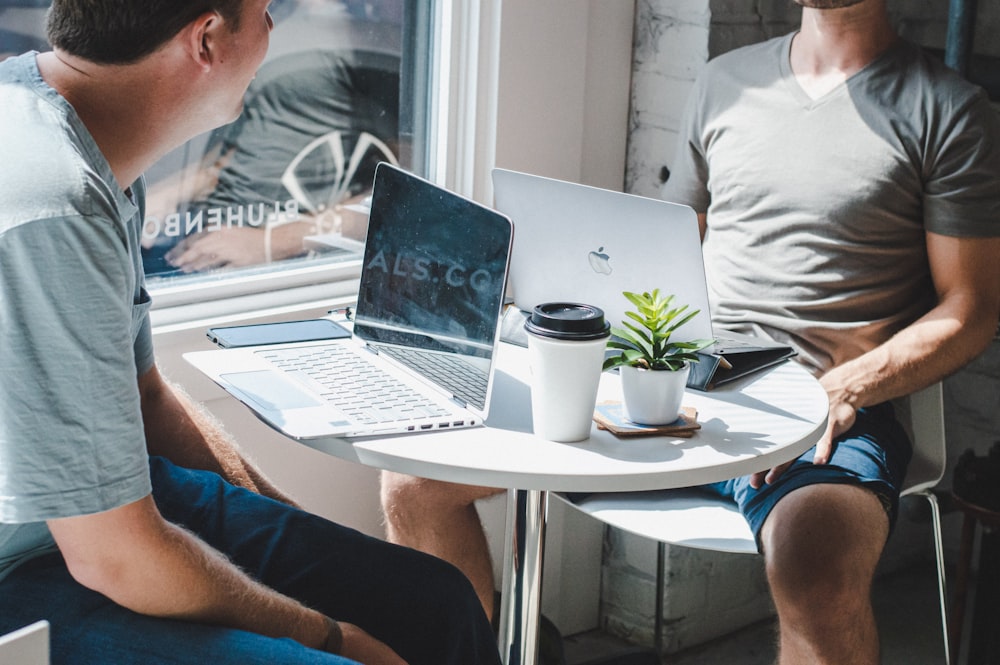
[380,471,504,620]
[760,483,889,665]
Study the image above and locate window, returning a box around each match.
[0,1,49,59]
[1,0,449,324]
[143,1,423,284]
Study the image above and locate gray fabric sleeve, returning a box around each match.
[0,216,152,523]
[922,89,1000,238]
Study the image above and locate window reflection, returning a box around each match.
[143,1,408,280]
[0,0,413,282]
[0,1,49,61]
[143,48,401,276]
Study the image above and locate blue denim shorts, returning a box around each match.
[703,401,913,551]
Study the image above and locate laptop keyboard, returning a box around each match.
[257,345,450,426]
[377,345,488,409]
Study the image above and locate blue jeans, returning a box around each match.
[0,457,501,665]
[704,402,913,551]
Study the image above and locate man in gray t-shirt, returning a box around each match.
[373,0,1000,647]
[662,0,1000,662]
[0,2,500,664]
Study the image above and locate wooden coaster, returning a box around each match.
[593,401,700,438]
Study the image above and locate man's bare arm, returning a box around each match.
[47,498,406,663]
[138,364,297,506]
[754,233,1000,486]
[48,497,331,645]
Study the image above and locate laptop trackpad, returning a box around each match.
[221,370,323,411]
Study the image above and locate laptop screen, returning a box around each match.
[353,164,513,407]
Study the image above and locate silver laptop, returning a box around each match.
[493,168,797,390]
[0,621,49,665]
[186,163,514,439]
[492,168,713,342]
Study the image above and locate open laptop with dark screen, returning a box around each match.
[185,163,514,439]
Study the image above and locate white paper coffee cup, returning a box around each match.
[525,303,610,442]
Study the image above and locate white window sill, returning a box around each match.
[149,258,362,335]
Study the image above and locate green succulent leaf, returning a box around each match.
[603,290,715,371]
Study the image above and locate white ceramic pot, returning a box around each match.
[619,363,689,425]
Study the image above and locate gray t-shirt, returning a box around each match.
[0,52,155,581]
[663,34,1000,374]
[197,48,399,211]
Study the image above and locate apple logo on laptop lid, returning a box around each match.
[588,247,613,275]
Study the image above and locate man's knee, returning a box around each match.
[380,472,501,515]
[761,483,889,605]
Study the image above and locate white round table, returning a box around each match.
[297,343,829,665]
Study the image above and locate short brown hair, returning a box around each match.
[46,0,244,65]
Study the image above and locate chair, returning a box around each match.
[0,620,50,665]
[561,382,951,663]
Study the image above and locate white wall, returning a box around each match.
[490,0,636,634]
[494,0,634,191]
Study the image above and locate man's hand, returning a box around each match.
[337,622,408,665]
[749,373,857,489]
[166,227,270,271]
[813,382,859,466]
[165,221,314,272]
[750,233,1000,489]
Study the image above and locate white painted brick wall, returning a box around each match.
[612,0,1000,654]
[625,0,710,196]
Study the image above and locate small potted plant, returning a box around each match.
[603,289,714,425]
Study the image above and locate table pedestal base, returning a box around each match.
[498,489,548,665]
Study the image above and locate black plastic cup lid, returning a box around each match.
[524,302,611,340]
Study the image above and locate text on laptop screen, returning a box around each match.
[354,164,511,359]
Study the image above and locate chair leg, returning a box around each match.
[654,541,665,655]
[950,512,977,664]
[924,491,951,665]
